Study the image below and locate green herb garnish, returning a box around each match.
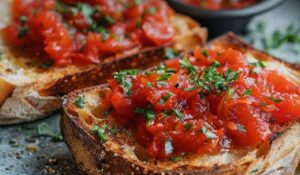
[91,125,108,143]
[266,96,283,103]
[243,89,252,96]
[20,16,28,24]
[179,57,197,75]
[113,69,141,96]
[103,107,114,116]
[17,26,29,38]
[173,109,184,120]
[170,156,181,162]
[160,92,173,105]
[37,123,63,142]
[145,7,157,14]
[202,49,208,57]
[134,105,156,123]
[40,60,54,69]
[74,95,85,108]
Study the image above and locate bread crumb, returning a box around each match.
[26,143,40,152]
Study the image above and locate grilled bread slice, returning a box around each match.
[0,0,207,124]
[61,33,300,175]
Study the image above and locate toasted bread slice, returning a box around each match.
[0,0,207,124]
[61,33,300,175]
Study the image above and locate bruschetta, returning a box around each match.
[0,0,207,124]
[61,33,300,175]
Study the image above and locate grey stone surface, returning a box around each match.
[0,0,299,174]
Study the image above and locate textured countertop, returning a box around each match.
[0,0,300,174]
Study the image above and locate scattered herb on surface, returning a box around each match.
[37,123,63,142]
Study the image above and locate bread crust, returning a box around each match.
[0,0,207,125]
[61,33,300,175]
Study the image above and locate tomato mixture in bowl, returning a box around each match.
[2,0,174,66]
[180,0,257,10]
[102,47,300,159]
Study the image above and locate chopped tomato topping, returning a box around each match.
[2,0,174,67]
[102,48,300,159]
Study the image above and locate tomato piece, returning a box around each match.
[142,15,174,46]
[110,90,134,125]
[227,103,270,147]
[266,70,300,94]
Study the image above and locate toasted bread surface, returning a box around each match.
[0,0,207,124]
[61,33,300,175]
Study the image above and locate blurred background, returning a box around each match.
[0,0,299,174]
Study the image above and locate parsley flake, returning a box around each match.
[266,96,283,103]
[243,89,252,96]
[74,95,85,108]
[179,57,197,75]
[113,69,140,96]
[17,26,29,38]
[91,125,108,143]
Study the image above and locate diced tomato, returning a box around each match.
[3,0,175,67]
[102,47,300,159]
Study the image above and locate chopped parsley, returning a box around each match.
[266,96,283,103]
[135,18,142,28]
[155,65,176,81]
[146,82,153,88]
[243,89,252,96]
[211,60,221,67]
[184,86,197,92]
[202,49,208,57]
[160,92,173,105]
[74,95,85,108]
[37,123,63,142]
[135,0,143,5]
[104,15,116,24]
[91,125,108,143]
[110,126,118,135]
[17,26,29,38]
[145,7,157,14]
[170,156,181,162]
[201,126,217,139]
[103,107,114,116]
[225,69,239,82]
[19,16,28,24]
[113,69,141,96]
[183,123,193,130]
[173,109,184,120]
[40,60,54,69]
[179,57,197,75]
[227,88,235,97]
[134,105,156,124]
[260,102,267,106]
